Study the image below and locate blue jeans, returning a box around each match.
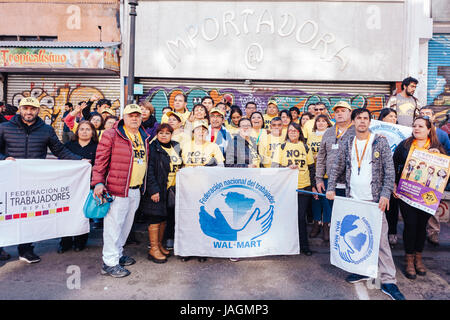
[312,191,332,224]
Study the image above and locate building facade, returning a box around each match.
[120,0,433,120]
[0,0,122,137]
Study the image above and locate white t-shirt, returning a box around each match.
[350,134,375,201]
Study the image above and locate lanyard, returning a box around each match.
[336,123,352,139]
[124,127,142,149]
[256,129,264,144]
[354,134,371,175]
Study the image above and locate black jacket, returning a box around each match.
[0,114,82,160]
[139,139,181,217]
[64,140,98,166]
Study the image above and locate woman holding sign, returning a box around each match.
[141,123,182,264]
[58,121,98,253]
[393,116,447,279]
[272,122,315,256]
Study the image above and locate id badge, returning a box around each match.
[332,144,339,150]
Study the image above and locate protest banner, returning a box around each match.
[175,167,299,258]
[0,159,91,247]
[396,147,450,215]
[330,196,382,278]
[369,119,412,153]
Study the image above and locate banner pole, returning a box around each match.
[296,189,326,197]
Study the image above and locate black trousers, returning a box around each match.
[164,206,175,240]
[60,234,89,250]
[385,194,399,235]
[399,200,431,254]
[18,243,34,255]
[297,187,311,251]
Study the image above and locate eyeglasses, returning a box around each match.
[316,108,325,111]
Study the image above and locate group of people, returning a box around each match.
[0,76,449,301]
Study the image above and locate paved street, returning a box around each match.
[1,220,449,302]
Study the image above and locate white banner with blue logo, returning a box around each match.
[174,167,299,258]
[330,196,383,278]
[369,120,412,153]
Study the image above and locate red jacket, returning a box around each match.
[91,120,150,197]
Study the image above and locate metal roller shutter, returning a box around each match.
[427,34,450,123]
[137,78,392,122]
[6,74,120,137]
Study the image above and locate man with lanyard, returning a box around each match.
[316,101,355,204]
[326,108,405,300]
[92,104,149,278]
[206,108,232,157]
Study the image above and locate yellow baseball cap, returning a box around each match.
[209,107,225,117]
[19,97,40,108]
[123,104,142,115]
[332,101,352,111]
[267,100,278,107]
[166,111,184,123]
[192,119,209,131]
[101,108,115,116]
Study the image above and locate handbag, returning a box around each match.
[167,186,176,210]
[83,190,112,219]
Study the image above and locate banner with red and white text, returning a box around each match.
[0,159,91,247]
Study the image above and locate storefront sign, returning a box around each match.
[0,47,119,70]
[134,1,405,81]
